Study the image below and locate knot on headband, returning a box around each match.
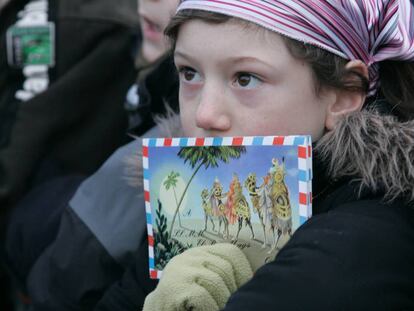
[334,0,414,94]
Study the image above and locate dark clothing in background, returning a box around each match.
[0,0,139,212]
[5,55,179,311]
[5,175,85,287]
[1,0,139,309]
[94,237,158,311]
[129,54,180,137]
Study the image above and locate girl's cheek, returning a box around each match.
[180,105,200,136]
[233,88,267,108]
[179,87,199,127]
[180,82,201,100]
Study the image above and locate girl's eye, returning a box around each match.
[178,67,202,83]
[234,73,262,89]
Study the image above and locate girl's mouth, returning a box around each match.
[141,16,163,42]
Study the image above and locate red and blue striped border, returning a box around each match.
[142,135,312,279]
[144,135,308,148]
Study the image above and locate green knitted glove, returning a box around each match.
[143,243,253,311]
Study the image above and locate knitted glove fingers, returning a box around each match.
[143,264,223,311]
[203,243,253,287]
[175,248,239,293]
[189,262,233,308]
[143,278,219,311]
[163,243,253,304]
[162,253,234,307]
[143,244,254,311]
[201,259,238,294]
[178,264,228,311]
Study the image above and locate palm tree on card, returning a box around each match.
[163,171,182,227]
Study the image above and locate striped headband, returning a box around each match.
[177,0,414,96]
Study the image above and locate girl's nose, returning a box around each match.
[195,85,231,132]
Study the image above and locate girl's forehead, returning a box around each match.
[175,19,290,61]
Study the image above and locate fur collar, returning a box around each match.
[127,109,414,202]
[316,110,414,201]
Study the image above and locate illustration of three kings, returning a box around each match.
[200,157,292,252]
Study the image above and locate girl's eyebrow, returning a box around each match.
[226,56,274,68]
[175,50,275,69]
[174,50,193,61]
[174,50,204,70]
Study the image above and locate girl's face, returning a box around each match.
[175,19,337,139]
[138,0,180,62]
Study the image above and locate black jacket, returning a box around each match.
[223,179,414,311]
[0,0,139,209]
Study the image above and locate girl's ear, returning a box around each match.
[325,60,368,130]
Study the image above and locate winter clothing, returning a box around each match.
[108,109,414,311]
[4,55,179,311]
[143,244,253,311]
[128,54,180,137]
[22,137,148,311]
[0,0,139,211]
[5,174,85,287]
[223,170,414,310]
[93,236,159,311]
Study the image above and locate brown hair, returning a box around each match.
[165,9,414,119]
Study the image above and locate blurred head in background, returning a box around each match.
[0,0,11,12]
[138,0,180,62]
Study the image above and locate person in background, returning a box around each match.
[0,0,138,309]
[0,1,11,11]
[4,0,180,310]
[0,0,139,215]
[0,2,16,308]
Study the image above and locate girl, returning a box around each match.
[143,0,414,310]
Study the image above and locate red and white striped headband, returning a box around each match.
[177,0,414,96]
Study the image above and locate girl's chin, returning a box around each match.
[142,42,165,63]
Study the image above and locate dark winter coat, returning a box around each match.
[0,0,139,211]
[4,55,179,311]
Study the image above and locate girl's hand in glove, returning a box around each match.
[143,243,253,311]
